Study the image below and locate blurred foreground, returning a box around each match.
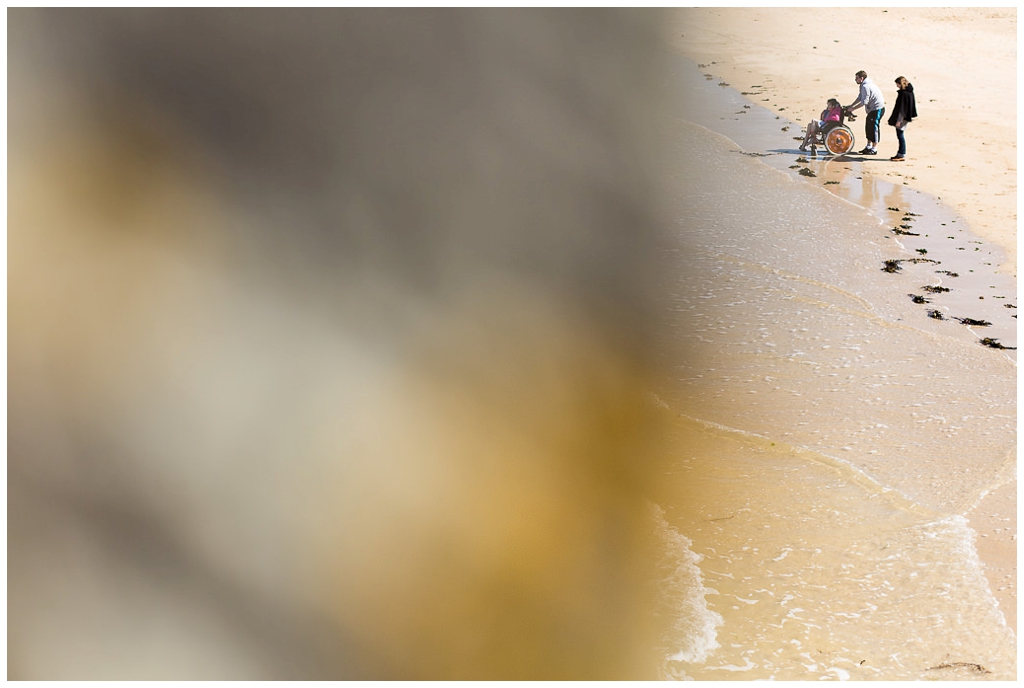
[8,8,677,679]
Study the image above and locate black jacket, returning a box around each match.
[887,83,918,126]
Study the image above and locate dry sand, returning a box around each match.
[664,7,1017,634]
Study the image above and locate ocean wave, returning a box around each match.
[649,502,723,679]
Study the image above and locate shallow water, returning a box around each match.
[652,57,1017,680]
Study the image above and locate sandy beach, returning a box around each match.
[664,7,1016,635]
[665,8,1016,275]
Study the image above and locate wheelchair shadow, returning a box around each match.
[770,148,860,161]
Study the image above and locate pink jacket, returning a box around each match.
[822,105,842,123]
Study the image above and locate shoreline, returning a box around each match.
[967,478,1017,632]
[664,7,1016,635]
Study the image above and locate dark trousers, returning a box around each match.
[895,126,907,157]
[866,108,884,145]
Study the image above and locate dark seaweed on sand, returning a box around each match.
[955,317,992,327]
[922,285,950,294]
[798,168,816,177]
[882,258,939,273]
[927,662,992,675]
[909,294,930,304]
[927,310,945,320]
[936,270,959,277]
[892,227,919,236]
[981,338,1016,350]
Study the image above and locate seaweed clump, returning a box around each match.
[954,317,992,327]
[909,294,930,304]
[927,662,991,675]
[980,338,1016,350]
[922,285,950,294]
[927,310,945,320]
[881,258,939,273]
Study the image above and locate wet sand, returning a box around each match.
[664,8,1016,636]
[658,108,1017,677]
[968,480,1017,632]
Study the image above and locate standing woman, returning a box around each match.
[888,76,917,161]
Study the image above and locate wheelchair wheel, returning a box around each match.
[824,125,855,155]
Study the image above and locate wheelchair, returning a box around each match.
[809,108,857,156]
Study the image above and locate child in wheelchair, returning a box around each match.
[799,98,844,152]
